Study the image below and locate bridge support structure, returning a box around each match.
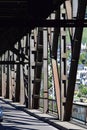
[0,0,87,122]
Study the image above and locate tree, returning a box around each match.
[78,84,87,96]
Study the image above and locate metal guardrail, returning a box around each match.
[40,97,87,124]
[39,97,58,115]
[72,102,87,124]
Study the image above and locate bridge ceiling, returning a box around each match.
[0,0,66,55]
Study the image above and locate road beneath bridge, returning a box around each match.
[0,98,59,130]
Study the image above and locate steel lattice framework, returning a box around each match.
[0,0,86,123]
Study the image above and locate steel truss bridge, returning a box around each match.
[0,0,87,129]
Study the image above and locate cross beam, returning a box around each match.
[0,19,87,27]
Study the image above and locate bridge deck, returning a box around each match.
[0,97,87,130]
[0,97,59,130]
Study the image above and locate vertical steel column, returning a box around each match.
[27,33,31,108]
[2,55,4,97]
[65,0,73,48]
[0,57,2,96]
[6,50,10,98]
[11,52,16,101]
[51,59,60,117]
[72,0,78,39]
[1,56,3,97]
[2,54,6,98]
[20,65,24,104]
[43,28,48,113]
[15,42,20,102]
[50,9,61,119]
[49,7,61,119]
[60,3,67,120]
[32,28,43,109]
[29,31,35,108]
[19,66,22,103]
[20,38,25,105]
[23,35,29,107]
[51,10,60,59]
[9,51,12,100]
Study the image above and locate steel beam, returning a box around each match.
[1,19,87,27]
[0,61,29,65]
[6,50,10,98]
[15,42,20,102]
[50,9,61,119]
[2,54,6,98]
[0,58,2,96]
[43,28,48,113]
[51,9,60,60]
[65,0,73,52]
[64,0,87,121]
[28,31,35,108]
[60,3,67,120]
[32,28,43,109]
[52,59,61,118]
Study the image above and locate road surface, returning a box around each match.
[0,99,59,130]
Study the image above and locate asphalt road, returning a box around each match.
[0,99,59,130]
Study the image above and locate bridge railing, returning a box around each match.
[39,97,58,116]
[72,102,87,124]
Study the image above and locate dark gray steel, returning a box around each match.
[64,0,87,121]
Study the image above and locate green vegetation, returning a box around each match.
[66,28,71,43]
[77,84,87,97]
[79,52,87,65]
[66,28,87,102]
[66,28,87,44]
[74,28,87,102]
[82,28,87,43]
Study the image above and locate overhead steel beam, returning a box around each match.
[0,19,87,27]
[0,61,29,65]
[0,0,66,28]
